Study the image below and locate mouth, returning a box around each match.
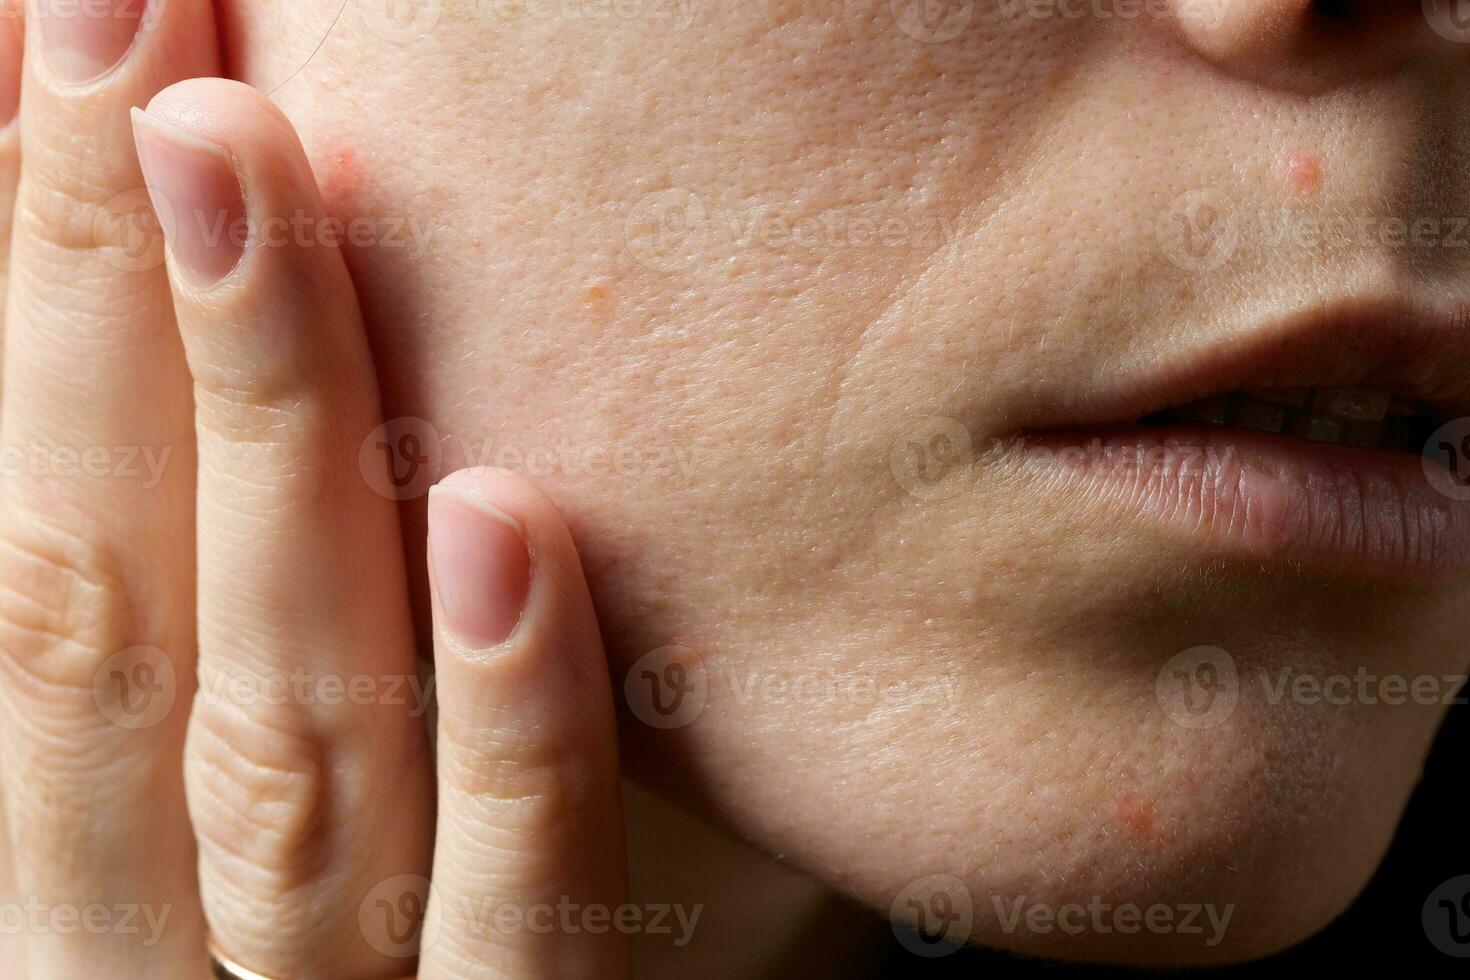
[1136,386,1442,453]
[1011,302,1470,577]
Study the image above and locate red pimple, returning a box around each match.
[1285,151,1323,197]
[1112,790,1170,844]
[320,139,367,207]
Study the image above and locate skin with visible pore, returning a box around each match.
[207,1,1470,965]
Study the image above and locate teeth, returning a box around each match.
[1284,411,1344,443]
[1143,385,1433,451]
[1227,398,1286,433]
[1176,395,1230,425]
[1307,387,1392,422]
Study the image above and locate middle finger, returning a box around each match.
[137,77,435,979]
[0,0,218,973]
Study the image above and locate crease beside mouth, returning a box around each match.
[1135,386,1440,452]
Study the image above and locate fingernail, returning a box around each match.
[39,0,146,83]
[429,487,531,649]
[0,10,22,126]
[132,109,247,286]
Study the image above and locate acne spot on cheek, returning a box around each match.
[584,283,614,323]
[1284,151,1323,197]
[318,139,367,212]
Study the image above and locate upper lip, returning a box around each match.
[1032,298,1470,433]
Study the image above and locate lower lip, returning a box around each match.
[1008,426,1470,577]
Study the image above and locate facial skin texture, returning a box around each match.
[217,1,1470,964]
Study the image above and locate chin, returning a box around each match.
[609,545,1455,967]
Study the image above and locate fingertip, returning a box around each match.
[134,79,308,292]
[429,468,593,627]
[139,75,366,396]
[142,77,320,221]
[143,76,286,134]
[0,1,21,129]
[428,481,531,651]
[427,467,605,691]
[434,467,567,540]
[428,467,591,651]
[131,105,245,287]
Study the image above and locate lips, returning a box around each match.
[1012,300,1470,577]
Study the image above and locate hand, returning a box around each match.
[0,2,626,977]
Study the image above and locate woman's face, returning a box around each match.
[220,1,1470,963]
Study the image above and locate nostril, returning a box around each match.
[1310,0,1356,21]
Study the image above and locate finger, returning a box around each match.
[0,5,24,969]
[0,0,218,974]
[133,77,434,978]
[420,469,627,979]
[0,0,23,379]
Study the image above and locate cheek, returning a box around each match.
[217,0,344,93]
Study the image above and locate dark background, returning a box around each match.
[874,695,1467,977]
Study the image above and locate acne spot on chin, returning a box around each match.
[1112,790,1164,842]
[1284,151,1323,197]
